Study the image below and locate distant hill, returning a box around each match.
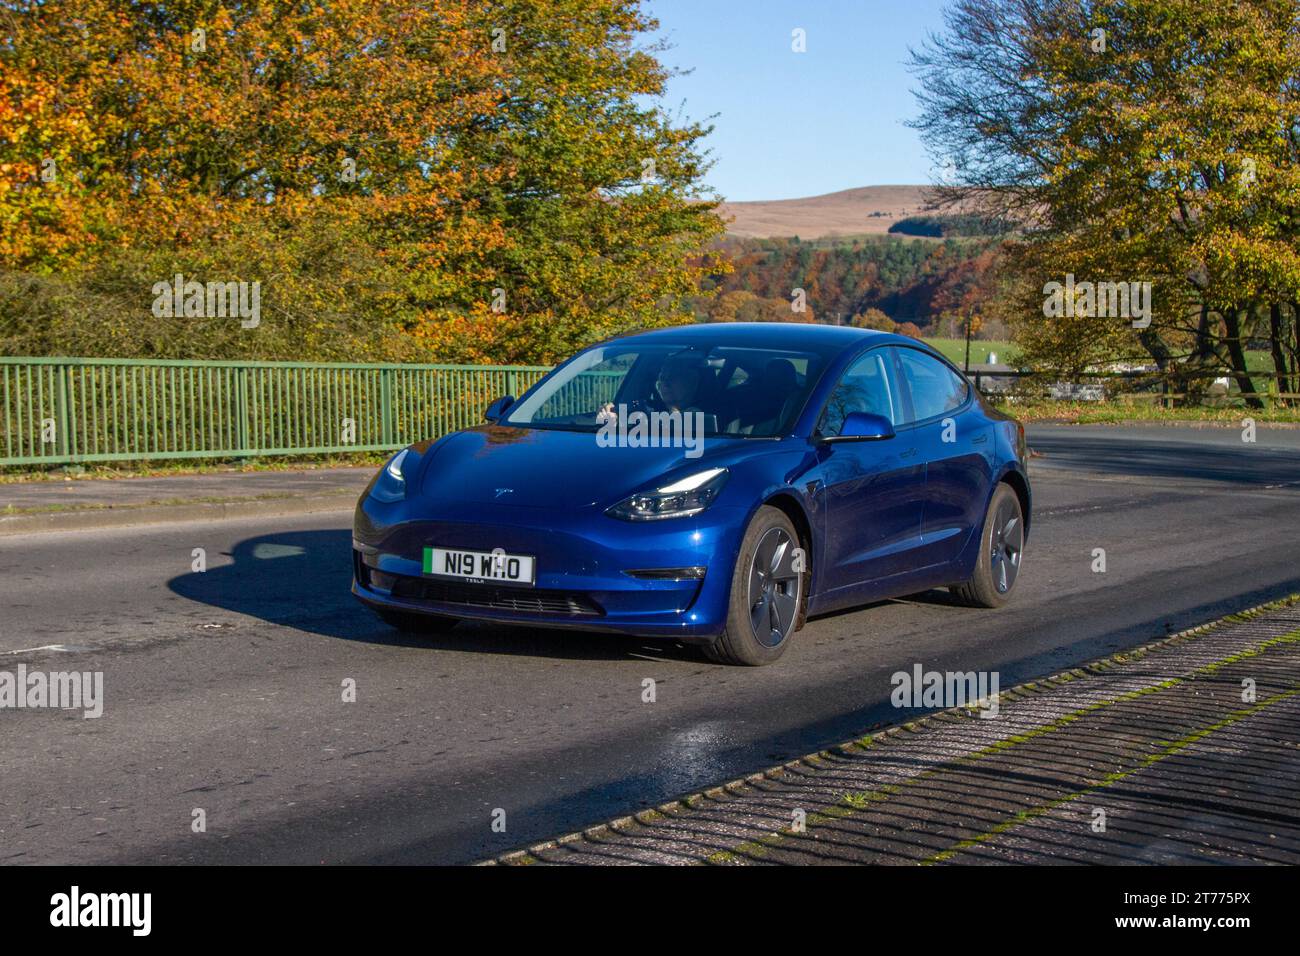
[720,185,960,239]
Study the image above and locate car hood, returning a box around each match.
[416,425,748,509]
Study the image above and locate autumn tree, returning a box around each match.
[851,308,895,331]
[707,289,812,323]
[0,0,726,363]
[911,0,1300,404]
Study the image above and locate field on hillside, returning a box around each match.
[720,185,953,239]
[924,338,1014,368]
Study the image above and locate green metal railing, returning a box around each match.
[0,357,556,466]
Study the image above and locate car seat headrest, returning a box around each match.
[762,358,797,392]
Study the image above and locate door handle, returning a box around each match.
[900,447,918,459]
[972,434,988,445]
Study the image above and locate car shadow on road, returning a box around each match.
[166,526,709,664]
[803,588,969,628]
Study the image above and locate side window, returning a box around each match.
[819,349,898,436]
[895,349,968,424]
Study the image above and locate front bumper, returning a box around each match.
[352,497,749,642]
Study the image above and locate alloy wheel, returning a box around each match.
[747,527,801,647]
[989,495,1024,594]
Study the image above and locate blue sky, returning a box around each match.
[644,0,951,201]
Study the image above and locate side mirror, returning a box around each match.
[483,395,515,423]
[824,411,895,443]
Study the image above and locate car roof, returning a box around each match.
[604,321,921,353]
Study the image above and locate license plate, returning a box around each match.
[423,547,535,586]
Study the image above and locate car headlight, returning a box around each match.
[371,449,410,502]
[607,468,728,521]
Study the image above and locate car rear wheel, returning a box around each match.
[704,506,807,666]
[373,607,460,634]
[950,482,1024,608]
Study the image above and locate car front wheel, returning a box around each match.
[704,505,807,666]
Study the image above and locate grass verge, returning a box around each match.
[999,398,1300,424]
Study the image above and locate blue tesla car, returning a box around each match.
[353,323,1030,665]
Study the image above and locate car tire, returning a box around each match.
[950,482,1024,608]
[704,505,807,666]
[374,607,459,634]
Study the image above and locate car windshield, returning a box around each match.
[503,341,834,437]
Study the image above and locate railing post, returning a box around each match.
[236,367,250,456]
[507,370,518,398]
[380,367,394,445]
[55,363,73,463]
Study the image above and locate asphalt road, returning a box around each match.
[2,424,1299,864]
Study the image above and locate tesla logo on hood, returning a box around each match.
[494,488,514,498]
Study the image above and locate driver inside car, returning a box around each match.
[599,352,706,422]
